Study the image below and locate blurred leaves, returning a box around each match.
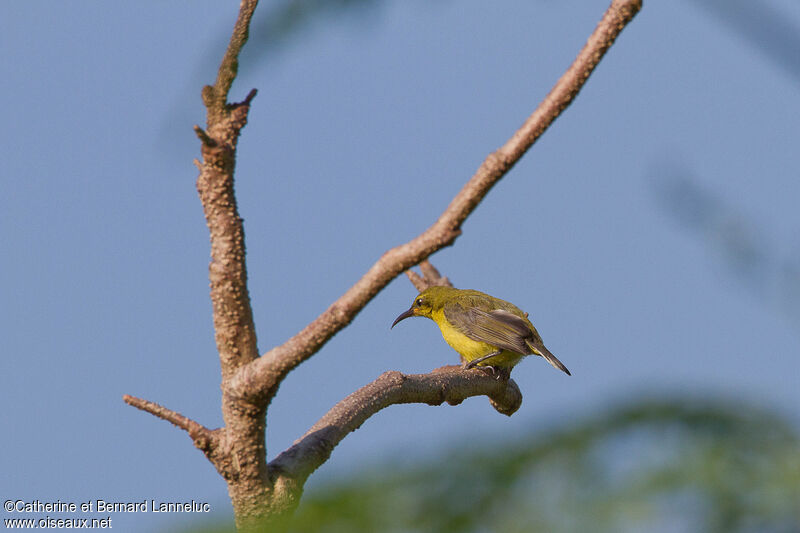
[186,398,799,532]
[691,0,800,83]
[244,0,383,65]
[282,398,800,533]
[652,167,767,287]
[162,0,387,155]
[651,164,800,330]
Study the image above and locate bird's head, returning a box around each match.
[391,286,454,327]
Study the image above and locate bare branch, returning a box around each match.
[195,6,262,381]
[203,0,260,118]
[270,366,523,484]
[196,105,260,380]
[123,394,236,485]
[406,260,453,292]
[185,1,268,527]
[193,125,217,147]
[123,394,214,445]
[232,0,642,404]
[128,1,642,528]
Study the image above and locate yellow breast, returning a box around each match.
[430,309,523,367]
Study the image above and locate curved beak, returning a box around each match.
[391,307,416,329]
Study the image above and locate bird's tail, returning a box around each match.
[527,341,571,376]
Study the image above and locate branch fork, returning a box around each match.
[124,0,642,528]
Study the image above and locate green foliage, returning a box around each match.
[288,399,800,533]
[183,398,799,532]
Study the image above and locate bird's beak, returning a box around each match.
[391,307,416,329]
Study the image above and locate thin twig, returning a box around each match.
[407,260,452,291]
[193,125,217,147]
[123,395,211,440]
[204,0,260,117]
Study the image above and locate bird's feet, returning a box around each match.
[463,360,480,370]
[463,362,510,381]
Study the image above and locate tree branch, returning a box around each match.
[406,260,453,292]
[122,395,216,450]
[126,1,642,528]
[270,367,522,486]
[192,3,268,527]
[231,0,643,404]
[203,0,260,119]
[142,1,266,528]
[197,20,261,383]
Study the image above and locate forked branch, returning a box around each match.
[230,0,643,404]
[203,0,260,119]
[125,0,642,529]
[406,260,453,292]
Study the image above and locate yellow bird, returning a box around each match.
[392,286,570,375]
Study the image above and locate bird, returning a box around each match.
[392,285,570,375]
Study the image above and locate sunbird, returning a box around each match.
[392,286,570,375]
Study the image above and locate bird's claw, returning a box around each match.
[463,362,506,380]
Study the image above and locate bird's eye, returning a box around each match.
[415,298,423,307]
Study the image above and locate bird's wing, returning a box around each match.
[443,303,532,355]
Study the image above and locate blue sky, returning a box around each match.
[3,1,799,530]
